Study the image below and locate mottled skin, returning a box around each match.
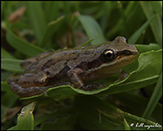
[7,36,138,97]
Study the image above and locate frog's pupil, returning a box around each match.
[106,52,112,57]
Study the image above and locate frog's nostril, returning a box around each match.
[46,71,50,75]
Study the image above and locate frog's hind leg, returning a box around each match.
[7,79,49,97]
[7,79,71,97]
[7,71,50,97]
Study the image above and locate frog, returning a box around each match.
[7,36,139,97]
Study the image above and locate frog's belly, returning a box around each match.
[80,69,121,83]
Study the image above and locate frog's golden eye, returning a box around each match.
[103,49,116,61]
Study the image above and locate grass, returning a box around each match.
[1,1,162,130]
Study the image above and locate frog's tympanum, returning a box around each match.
[7,36,138,97]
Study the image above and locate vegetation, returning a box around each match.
[1,1,162,130]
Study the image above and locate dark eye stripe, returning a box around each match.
[117,50,132,55]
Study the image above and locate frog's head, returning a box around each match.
[90,36,139,74]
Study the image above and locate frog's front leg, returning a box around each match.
[67,68,84,88]
[7,72,50,97]
[114,70,129,83]
[67,68,103,90]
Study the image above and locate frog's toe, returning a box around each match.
[36,87,48,96]
[80,83,104,91]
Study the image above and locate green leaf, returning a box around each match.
[25,1,47,45]
[74,95,162,130]
[140,1,162,46]
[1,105,6,120]
[1,82,19,107]
[6,28,45,57]
[40,112,77,130]
[124,118,130,130]
[79,38,94,47]
[40,16,65,47]
[142,72,162,119]
[1,59,23,72]
[44,1,59,23]
[75,14,105,45]
[1,48,15,59]
[7,126,17,130]
[34,108,73,127]
[21,85,78,100]
[17,102,36,130]
[108,92,162,124]
[135,43,161,54]
[128,7,162,44]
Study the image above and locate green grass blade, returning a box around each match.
[1,59,23,72]
[124,118,130,130]
[140,1,162,46]
[17,102,36,130]
[79,38,94,47]
[1,48,15,59]
[1,82,19,107]
[25,1,47,45]
[74,95,162,130]
[40,16,65,47]
[128,8,162,44]
[75,14,105,45]
[142,72,162,119]
[6,28,44,57]
[100,2,112,32]
[44,1,59,22]
[111,92,162,123]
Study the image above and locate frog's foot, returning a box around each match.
[7,79,50,97]
[115,70,128,83]
[80,83,104,91]
[35,87,47,96]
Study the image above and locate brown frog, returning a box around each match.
[7,36,138,97]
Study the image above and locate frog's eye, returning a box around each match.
[103,49,116,61]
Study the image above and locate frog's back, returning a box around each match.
[25,45,104,77]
